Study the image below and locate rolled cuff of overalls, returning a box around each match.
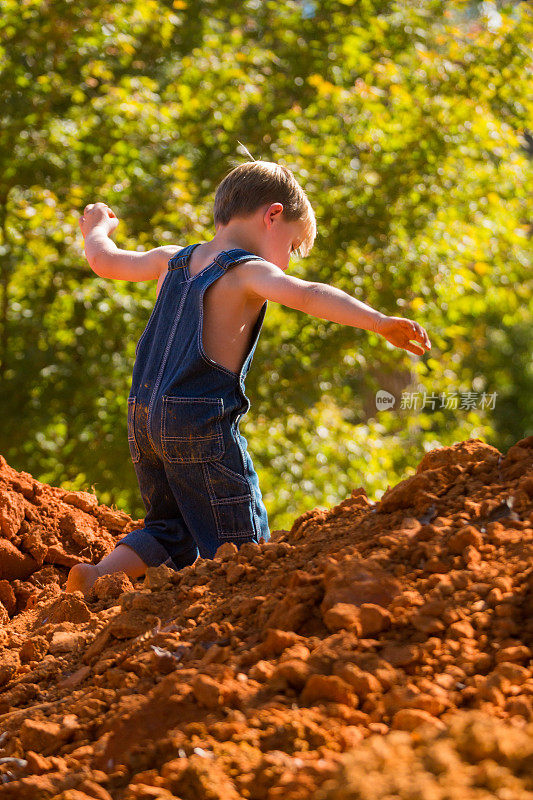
[113,529,179,570]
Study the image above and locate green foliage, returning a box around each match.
[0,0,531,530]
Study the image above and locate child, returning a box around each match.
[66,159,431,594]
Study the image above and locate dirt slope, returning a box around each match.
[0,436,532,799]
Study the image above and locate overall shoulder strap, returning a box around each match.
[214,249,267,271]
[168,243,201,271]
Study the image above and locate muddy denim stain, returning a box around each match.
[116,245,271,569]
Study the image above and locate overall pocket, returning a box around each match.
[204,459,255,540]
[161,395,225,463]
[127,396,141,463]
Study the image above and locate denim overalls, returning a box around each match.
[115,244,271,570]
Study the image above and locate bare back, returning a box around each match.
[156,246,266,377]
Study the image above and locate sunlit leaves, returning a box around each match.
[0,0,531,523]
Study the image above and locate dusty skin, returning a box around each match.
[0,436,531,798]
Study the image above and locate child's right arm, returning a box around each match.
[79,202,175,282]
[240,260,431,356]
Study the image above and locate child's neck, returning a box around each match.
[205,224,261,256]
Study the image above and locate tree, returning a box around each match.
[0,0,531,529]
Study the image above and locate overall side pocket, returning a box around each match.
[203,459,255,540]
[161,396,225,463]
[127,396,141,463]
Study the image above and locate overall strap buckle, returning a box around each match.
[168,243,200,270]
[215,249,265,271]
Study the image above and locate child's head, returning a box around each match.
[213,160,316,268]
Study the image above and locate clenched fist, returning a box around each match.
[376,316,431,355]
[79,202,119,238]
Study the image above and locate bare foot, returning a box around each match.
[65,563,100,594]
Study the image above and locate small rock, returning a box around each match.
[49,630,85,654]
[504,696,532,720]
[448,526,483,554]
[495,645,531,664]
[186,602,206,619]
[20,635,49,663]
[143,564,175,590]
[238,541,262,558]
[226,562,246,584]
[149,646,180,675]
[270,658,312,691]
[249,660,275,682]
[494,662,530,685]
[0,537,38,580]
[448,620,475,639]
[260,628,305,657]
[391,708,445,732]
[97,507,131,530]
[92,572,134,601]
[301,674,356,706]
[412,614,446,634]
[323,602,362,633]
[59,665,91,689]
[321,557,401,613]
[39,594,92,624]
[108,609,157,639]
[20,716,78,755]
[191,674,223,708]
[0,649,20,686]
[0,488,25,539]
[62,490,99,514]
[380,643,419,667]
[359,603,392,636]
[0,579,16,614]
[25,750,54,773]
[265,597,310,633]
[334,664,381,696]
[214,542,239,561]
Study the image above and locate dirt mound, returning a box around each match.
[0,436,532,798]
[0,454,144,619]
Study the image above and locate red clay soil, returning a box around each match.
[0,436,532,799]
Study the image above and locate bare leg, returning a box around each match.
[94,544,148,579]
[65,544,148,594]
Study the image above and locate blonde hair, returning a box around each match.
[213,159,316,257]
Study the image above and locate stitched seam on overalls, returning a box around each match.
[146,282,192,453]
[202,461,224,538]
[136,244,190,356]
[208,459,252,495]
[127,397,141,462]
[135,268,175,358]
[234,432,258,537]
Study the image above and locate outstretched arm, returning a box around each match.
[240,259,431,356]
[79,202,179,281]
[301,282,431,355]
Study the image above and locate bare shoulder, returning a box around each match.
[156,244,186,262]
[233,258,314,313]
[233,257,281,285]
[157,245,186,257]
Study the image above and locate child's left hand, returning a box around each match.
[376,315,431,355]
[79,202,119,238]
